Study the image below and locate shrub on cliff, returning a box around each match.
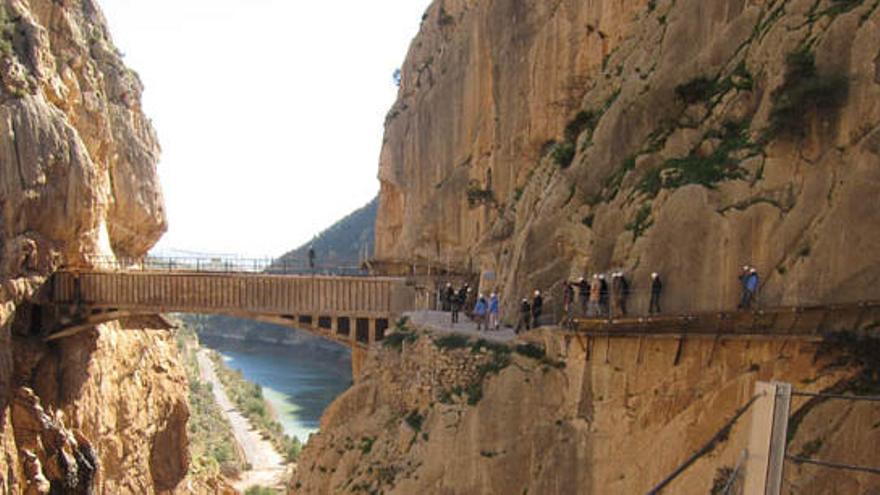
[551,141,576,168]
[768,47,848,139]
[0,7,14,56]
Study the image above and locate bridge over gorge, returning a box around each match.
[36,256,879,373]
[43,268,418,352]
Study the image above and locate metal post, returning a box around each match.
[744,381,791,495]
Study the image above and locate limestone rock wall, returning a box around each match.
[291,329,880,494]
[0,0,188,493]
[375,0,880,317]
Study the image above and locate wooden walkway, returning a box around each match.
[570,301,880,339]
[45,270,417,348]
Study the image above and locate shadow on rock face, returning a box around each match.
[149,400,190,492]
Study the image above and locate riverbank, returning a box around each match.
[196,350,290,491]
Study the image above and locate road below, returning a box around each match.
[196,349,289,491]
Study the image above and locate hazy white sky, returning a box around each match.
[100,0,432,258]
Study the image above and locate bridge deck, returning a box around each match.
[47,270,417,348]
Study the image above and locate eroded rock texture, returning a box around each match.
[0,0,187,493]
[376,0,880,316]
[292,330,880,494]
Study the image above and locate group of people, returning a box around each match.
[439,264,761,331]
[516,290,544,333]
[441,283,501,331]
[560,271,664,321]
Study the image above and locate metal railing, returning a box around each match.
[71,255,369,276]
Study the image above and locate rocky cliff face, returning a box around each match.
[376,0,880,316]
[291,329,880,494]
[0,0,187,493]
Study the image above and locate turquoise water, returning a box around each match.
[199,333,352,443]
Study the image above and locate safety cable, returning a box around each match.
[786,455,880,476]
[790,390,880,402]
[645,393,764,495]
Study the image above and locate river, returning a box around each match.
[199,331,352,444]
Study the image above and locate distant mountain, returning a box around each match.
[277,196,377,268]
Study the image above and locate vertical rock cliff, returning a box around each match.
[1,0,187,492]
[292,329,880,494]
[375,0,880,316]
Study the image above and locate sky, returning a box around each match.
[99,0,433,258]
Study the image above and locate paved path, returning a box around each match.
[196,350,288,491]
[405,311,521,342]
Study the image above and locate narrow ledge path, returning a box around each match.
[196,349,289,491]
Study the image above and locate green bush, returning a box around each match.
[551,141,576,168]
[675,77,717,104]
[515,343,546,360]
[434,334,470,350]
[404,410,424,431]
[564,110,600,141]
[768,47,848,139]
[638,119,755,196]
[383,328,418,351]
[245,487,281,495]
[466,183,495,207]
[0,7,14,56]
[625,204,654,239]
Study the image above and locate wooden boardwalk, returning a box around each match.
[46,270,417,348]
[570,301,880,339]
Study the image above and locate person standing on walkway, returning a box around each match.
[743,268,759,310]
[531,290,544,328]
[516,298,531,333]
[618,271,630,316]
[562,282,575,326]
[443,282,454,311]
[611,272,621,318]
[599,274,609,317]
[578,276,590,316]
[649,272,663,315]
[451,285,465,324]
[489,292,500,330]
[588,274,601,317]
[474,294,488,331]
[308,246,316,270]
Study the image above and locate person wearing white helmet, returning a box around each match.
[443,282,454,311]
[562,280,575,326]
[474,293,488,331]
[588,274,601,317]
[516,297,532,333]
[649,272,662,315]
[531,289,544,328]
[743,268,759,309]
[489,292,500,330]
[616,271,630,316]
[577,276,590,316]
[737,265,752,310]
[598,274,609,317]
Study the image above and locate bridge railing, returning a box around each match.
[75,255,369,276]
[50,270,417,316]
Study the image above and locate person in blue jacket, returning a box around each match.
[474,294,489,331]
[744,268,759,309]
[488,292,500,330]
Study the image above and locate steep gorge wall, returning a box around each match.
[0,0,188,493]
[292,329,880,494]
[376,0,880,317]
